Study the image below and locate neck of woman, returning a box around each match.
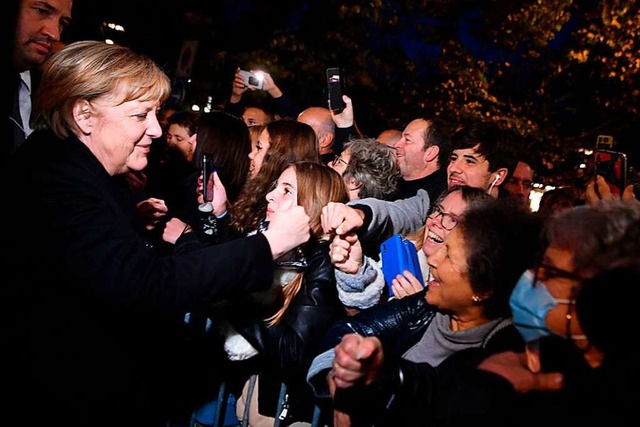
[449,311,488,331]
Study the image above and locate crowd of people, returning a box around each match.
[4,2,640,426]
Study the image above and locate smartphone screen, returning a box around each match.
[326,67,346,112]
[594,149,627,195]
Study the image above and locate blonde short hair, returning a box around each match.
[35,40,171,138]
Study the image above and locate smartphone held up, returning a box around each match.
[594,149,627,196]
[239,69,264,90]
[326,67,346,112]
[199,153,215,213]
[380,234,424,297]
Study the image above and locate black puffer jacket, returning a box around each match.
[322,288,435,354]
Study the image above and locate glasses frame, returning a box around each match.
[532,261,585,339]
[427,204,459,231]
[331,155,349,168]
[533,262,585,284]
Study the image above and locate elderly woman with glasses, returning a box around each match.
[329,138,401,201]
[327,185,493,314]
[471,199,640,425]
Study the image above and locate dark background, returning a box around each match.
[60,0,640,187]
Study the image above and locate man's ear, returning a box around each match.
[319,133,334,150]
[189,132,198,148]
[424,144,440,163]
[493,168,508,186]
[73,100,93,135]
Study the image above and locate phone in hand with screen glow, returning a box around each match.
[594,149,627,196]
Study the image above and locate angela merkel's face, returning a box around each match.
[79,96,163,175]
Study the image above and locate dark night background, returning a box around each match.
[60,0,639,188]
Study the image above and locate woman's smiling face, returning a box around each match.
[424,227,473,313]
[423,190,466,257]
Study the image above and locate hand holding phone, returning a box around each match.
[594,149,627,196]
[238,69,264,90]
[380,234,424,297]
[199,153,216,212]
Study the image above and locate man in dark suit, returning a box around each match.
[5,0,72,165]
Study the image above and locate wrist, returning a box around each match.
[267,87,283,98]
[262,230,285,260]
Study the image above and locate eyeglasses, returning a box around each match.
[533,262,585,284]
[428,204,459,230]
[331,155,349,168]
[532,261,585,340]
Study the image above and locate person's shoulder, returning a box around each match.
[482,320,524,354]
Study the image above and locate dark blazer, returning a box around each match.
[5,69,40,165]
[5,72,23,164]
[0,129,276,426]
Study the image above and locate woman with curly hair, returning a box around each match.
[330,138,401,201]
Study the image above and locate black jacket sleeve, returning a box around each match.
[234,241,344,371]
[319,289,436,355]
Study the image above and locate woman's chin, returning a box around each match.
[424,241,440,255]
[127,158,148,172]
